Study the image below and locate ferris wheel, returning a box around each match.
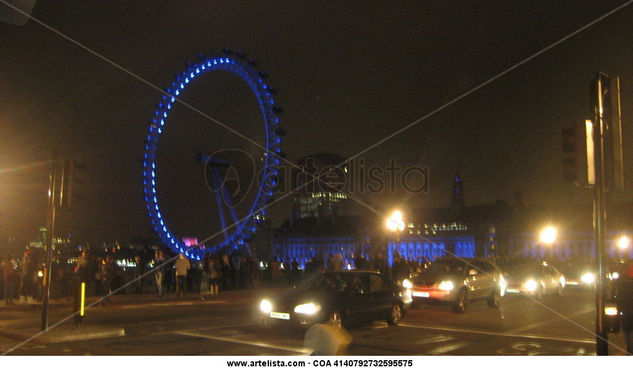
[142,51,282,260]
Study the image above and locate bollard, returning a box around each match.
[74,282,85,328]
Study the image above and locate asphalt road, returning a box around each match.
[0,287,629,356]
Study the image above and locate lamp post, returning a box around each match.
[386,210,405,265]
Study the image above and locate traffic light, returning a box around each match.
[58,159,86,208]
[561,120,595,186]
[593,73,625,190]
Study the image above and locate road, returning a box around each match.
[0,287,629,355]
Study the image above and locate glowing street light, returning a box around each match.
[617,235,630,250]
[540,226,557,245]
[386,210,405,232]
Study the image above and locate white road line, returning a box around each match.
[173,330,310,355]
[425,342,470,355]
[116,301,227,309]
[508,308,593,333]
[414,335,456,345]
[398,323,594,344]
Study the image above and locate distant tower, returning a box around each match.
[450,174,465,219]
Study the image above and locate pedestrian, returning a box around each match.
[154,250,166,297]
[239,256,250,289]
[18,249,34,304]
[1,256,16,305]
[291,258,300,286]
[220,254,232,290]
[271,258,281,287]
[249,257,260,289]
[355,254,367,270]
[209,255,221,296]
[174,254,190,298]
[200,254,211,300]
[99,255,118,303]
[134,255,143,294]
[616,263,633,354]
[327,255,336,271]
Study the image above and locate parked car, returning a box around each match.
[408,258,506,313]
[257,271,407,328]
[504,262,565,298]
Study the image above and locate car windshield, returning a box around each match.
[506,266,541,278]
[424,261,465,274]
[299,273,353,292]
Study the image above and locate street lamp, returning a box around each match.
[540,226,557,245]
[617,235,629,260]
[617,235,629,251]
[386,210,405,233]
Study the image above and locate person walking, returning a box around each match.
[99,255,117,304]
[1,256,16,305]
[18,249,34,304]
[174,254,190,298]
[208,255,221,296]
[200,254,211,300]
[153,251,166,297]
[239,256,250,289]
[271,258,281,287]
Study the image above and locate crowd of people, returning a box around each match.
[4,244,628,306]
[0,246,435,305]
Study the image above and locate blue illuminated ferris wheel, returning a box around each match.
[142,51,282,260]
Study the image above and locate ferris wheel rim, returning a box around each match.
[142,54,281,260]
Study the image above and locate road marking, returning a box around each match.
[116,301,227,309]
[414,335,456,345]
[399,322,594,344]
[508,308,593,333]
[425,342,469,355]
[173,330,309,354]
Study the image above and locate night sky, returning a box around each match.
[1,1,633,246]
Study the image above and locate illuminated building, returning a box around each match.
[292,153,349,219]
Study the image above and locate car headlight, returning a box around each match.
[581,272,595,284]
[604,306,618,316]
[259,299,272,314]
[499,275,507,297]
[524,279,538,292]
[294,303,321,315]
[438,281,454,291]
[608,272,619,280]
[402,279,413,289]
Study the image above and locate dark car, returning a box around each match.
[257,271,407,328]
[408,258,505,313]
[556,262,596,289]
[504,262,565,299]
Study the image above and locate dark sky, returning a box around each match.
[1,0,633,245]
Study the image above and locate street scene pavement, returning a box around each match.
[0,288,628,356]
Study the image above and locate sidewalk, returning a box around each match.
[0,287,277,347]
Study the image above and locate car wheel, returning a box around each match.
[487,288,501,308]
[556,284,564,297]
[536,285,544,300]
[451,288,468,313]
[326,311,343,329]
[387,303,402,326]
